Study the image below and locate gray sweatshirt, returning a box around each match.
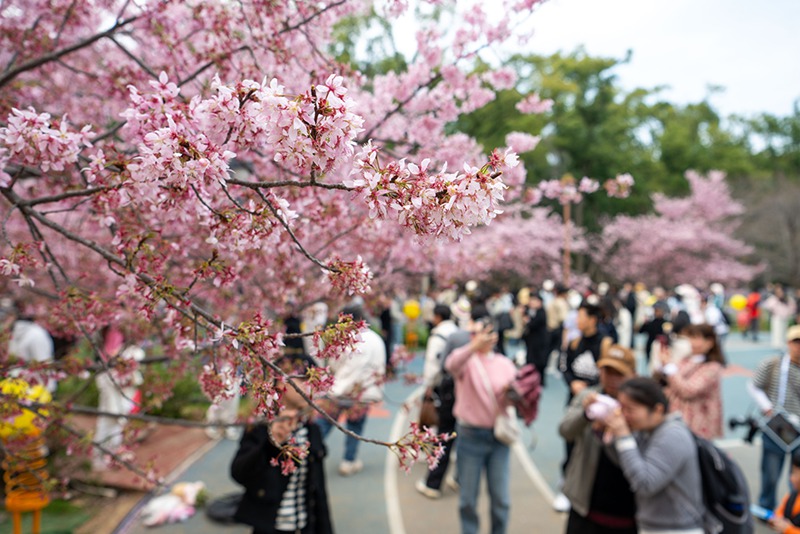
[614,414,705,531]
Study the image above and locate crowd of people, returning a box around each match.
[6,280,800,534]
[267,280,800,534]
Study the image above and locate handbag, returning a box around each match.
[474,358,520,445]
[419,388,440,428]
[493,406,520,446]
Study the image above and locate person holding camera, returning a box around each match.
[231,353,334,534]
[605,377,705,534]
[657,323,726,439]
[559,344,638,534]
[748,324,800,511]
[445,306,518,534]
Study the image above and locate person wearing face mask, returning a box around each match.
[559,344,638,534]
[656,323,725,439]
[605,377,705,534]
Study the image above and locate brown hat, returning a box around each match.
[597,344,636,377]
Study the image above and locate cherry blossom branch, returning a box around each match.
[53,1,80,49]
[258,190,339,273]
[57,418,164,487]
[0,16,139,89]
[280,0,347,34]
[109,35,159,81]
[226,176,354,191]
[15,185,119,208]
[360,72,443,141]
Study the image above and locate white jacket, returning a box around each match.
[8,320,55,391]
[422,320,458,387]
[329,328,386,402]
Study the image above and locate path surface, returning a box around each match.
[115,333,783,534]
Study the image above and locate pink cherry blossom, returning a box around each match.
[516,93,554,114]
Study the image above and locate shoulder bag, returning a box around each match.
[474,357,519,445]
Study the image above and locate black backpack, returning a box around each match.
[205,492,243,524]
[693,434,754,534]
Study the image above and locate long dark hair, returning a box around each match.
[619,377,669,413]
[682,323,726,366]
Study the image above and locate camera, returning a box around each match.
[729,416,760,444]
[586,394,620,422]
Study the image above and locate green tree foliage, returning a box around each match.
[457,49,760,228]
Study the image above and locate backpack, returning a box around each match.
[693,434,754,534]
[782,491,800,526]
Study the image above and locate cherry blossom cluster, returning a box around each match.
[392,422,454,473]
[504,132,541,154]
[0,107,93,178]
[537,178,583,205]
[127,117,236,200]
[270,438,311,476]
[390,345,415,368]
[304,365,336,396]
[604,173,635,199]
[120,72,188,139]
[536,174,631,206]
[199,361,239,403]
[0,242,40,288]
[311,315,365,363]
[325,255,373,295]
[347,143,514,240]
[594,171,757,286]
[515,93,554,114]
[195,74,364,177]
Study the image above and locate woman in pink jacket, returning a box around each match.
[658,323,725,439]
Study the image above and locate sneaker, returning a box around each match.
[445,475,460,492]
[338,459,364,476]
[224,427,243,441]
[415,479,442,499]
[552,492,571,513]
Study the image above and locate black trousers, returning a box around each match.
[425,402,456,490]
[565,509,637,534]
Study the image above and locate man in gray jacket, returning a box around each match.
[559,344,638,533]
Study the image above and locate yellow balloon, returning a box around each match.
[729,294,748,312]
[403,300,421,320]
[0,379,51,439]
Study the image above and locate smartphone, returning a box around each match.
[476,317,495,332]
[750,503,774,521]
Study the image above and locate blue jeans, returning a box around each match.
[456,424,510,534]
[758,434,797,509]
[316,405,367,462]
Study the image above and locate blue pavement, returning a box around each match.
[116,333,782,534]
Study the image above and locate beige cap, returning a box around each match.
[787,324,800,342]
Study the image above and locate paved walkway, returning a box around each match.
[114,333,782,534]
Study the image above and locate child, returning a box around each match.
[769,451,800,533]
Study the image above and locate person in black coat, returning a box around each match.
[523,293,549,386]
[230,353,334,534]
